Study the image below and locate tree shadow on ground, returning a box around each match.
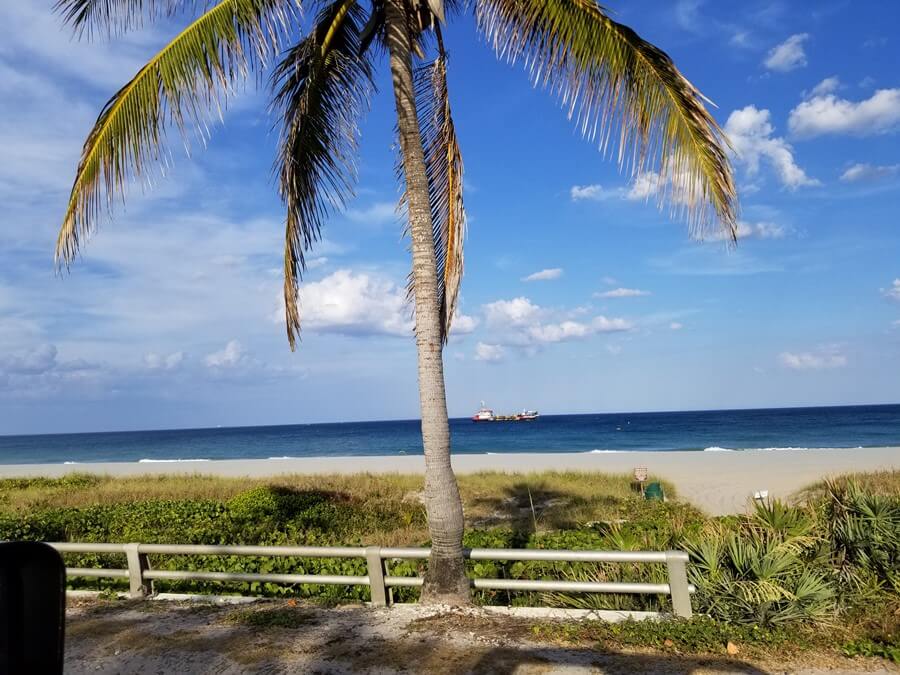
[64,601,781,675]
[469,482,622,543]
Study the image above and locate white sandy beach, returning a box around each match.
[1,447,897,515]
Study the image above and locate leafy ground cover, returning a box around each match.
[2,469,898,663]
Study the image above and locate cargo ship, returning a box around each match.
[471,403,539,422]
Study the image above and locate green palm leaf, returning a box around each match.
[413,32,466,342]
[474,0,738,237]
[272,0,374,348]
[55,0,288,268]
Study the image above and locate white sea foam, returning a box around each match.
[586,449,626,453]
[63,461,80,465]
[138,458,210,463]
[267,456,303,460]
[704,446,813,452]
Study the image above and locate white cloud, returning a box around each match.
[451,313,479,335]
[625,172,661,201]
[840,163,900,183]
[474,342,505,362]
[527,321,591,344]
[764,33,809,72]
[481,297,631,350]
[807,76,840,98]
[882,279,900,302]
[725,106,819,189]
[346,201,399,226]
[205,340,246,368]
[522,268,563,282]
[306,257,329,270]
[590,316,633,333]
[484,297,541,327]
[144,351,184,371]
[570,184,608,201]
[669,322,684,330]
[779,348,847,371]
[601,276,618,286]
[292,269,413,337]
[595,288,652,298]
[789,89,900,137]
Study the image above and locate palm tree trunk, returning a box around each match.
[383,0,470,604]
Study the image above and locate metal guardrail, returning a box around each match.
[47,543,695,617]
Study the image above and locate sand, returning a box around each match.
[2,447,897,515]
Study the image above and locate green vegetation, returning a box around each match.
[1,470,898,662]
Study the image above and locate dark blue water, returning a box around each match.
[0,405,898,465]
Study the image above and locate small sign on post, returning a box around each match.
[633,467,648,496]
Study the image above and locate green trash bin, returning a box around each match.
[644,482,665,501]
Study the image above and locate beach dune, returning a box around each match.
[1,447,896,515]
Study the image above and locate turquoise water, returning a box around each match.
[0,405,897,465]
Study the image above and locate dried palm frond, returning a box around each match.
[272,0,374,348]
[474,0,738,238]
[55,0,187,37]
[412,31,466,342]
[55,0,288,267]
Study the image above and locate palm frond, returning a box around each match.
[55,0,184,37]
[272,0,374,348]
[55,0,288,267]
[474,0,738,238]
[412,33,466,342]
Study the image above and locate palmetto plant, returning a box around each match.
[54,0,737,602]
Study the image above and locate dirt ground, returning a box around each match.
[64,599,899,675]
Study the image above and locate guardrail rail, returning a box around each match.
[48,543,695,617]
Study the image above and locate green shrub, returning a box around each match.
[842,637,900,663]
[685,500,836,626]
[535,616,792,653]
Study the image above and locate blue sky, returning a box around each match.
[1,0,899,434]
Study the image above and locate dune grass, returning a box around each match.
[0,470,675,531]
[796,469,900,500]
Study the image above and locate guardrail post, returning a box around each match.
[665,551,692,618]
[365,546,388,607]
[124,543,151,598]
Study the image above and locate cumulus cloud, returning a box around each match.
[764,33,809,72]
[840,163,900,182]
[789,89,900,137]
[451,313,479,335]
[484,297,542,327]
[669,322,684,330]
[292,269,413,337]
[624,172,661,201]
[522,268,563,282]
[205,340,246,368]
[779,348,847,371]
[144,351,184,371]
[882,279,900,302]
[0,344,107,399]
[595,288,652,298]
[807,76,840,98]
[474,342,505,362]
[570,184,608,201]
[725,106,819,188]
[482,296,631,352]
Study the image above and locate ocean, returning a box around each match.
[0,404,898,465]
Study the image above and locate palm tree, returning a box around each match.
[55,0,737,604]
